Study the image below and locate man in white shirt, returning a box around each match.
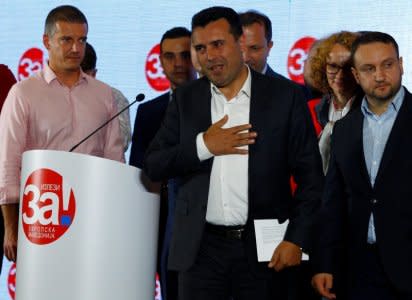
[144,6,323,300]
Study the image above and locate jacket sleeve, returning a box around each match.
[143,93,202,181]
[312,126,347,274]
[284,85,324,251]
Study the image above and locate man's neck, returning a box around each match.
[218,65,249,100]
[366,96,395,116]
[49,63,81,88]
[261,63,268,75]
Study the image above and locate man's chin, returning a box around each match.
[373,91,395,103]
[64,66,81,73]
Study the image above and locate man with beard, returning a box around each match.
[312,31,412,300]
[144,7,323,299]
[129,26,196,300]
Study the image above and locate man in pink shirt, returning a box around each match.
[0,64,17,275]
[0,5,123,262]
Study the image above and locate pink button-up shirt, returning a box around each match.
[0,64,124,204]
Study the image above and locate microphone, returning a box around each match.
[69,93,145,152]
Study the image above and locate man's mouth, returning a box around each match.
[209,64,224,72]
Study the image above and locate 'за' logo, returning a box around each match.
[22,168,76,245]
[7,263,16,299]
[17,47,44,81]
[287,36,316,84]
[145,44,170,92]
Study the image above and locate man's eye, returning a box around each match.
[163,53,175,60]
[181,52,191,59]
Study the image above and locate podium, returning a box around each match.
[15,150,160,300]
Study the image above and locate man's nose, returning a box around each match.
[374,67,386,81]
[71,41,83,52]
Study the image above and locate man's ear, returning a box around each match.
[238,34,245,47]
[351,67,360,84]
[43,34,50,50]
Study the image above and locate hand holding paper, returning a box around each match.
[254,219,308,271]
[268,240,302,271]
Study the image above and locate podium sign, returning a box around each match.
[15,150,160,300]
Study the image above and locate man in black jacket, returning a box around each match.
[312,31,412,300]
[129,27,195,300]
[144,7,323,300]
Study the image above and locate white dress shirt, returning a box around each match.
[196,67,251,225]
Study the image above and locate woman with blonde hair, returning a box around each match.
[308,31,362,173]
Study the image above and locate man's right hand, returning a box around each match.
[2,204,19,262]
[203,115,257,155]
[312,273,336,300]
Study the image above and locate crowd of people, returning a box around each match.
[0,4,411,300]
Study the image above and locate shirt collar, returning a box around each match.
[43,62,88,86]
[261,63,268,75]
[210,65,252,99]
[361,86,405,116]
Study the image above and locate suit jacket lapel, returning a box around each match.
[249,71,269,152]
[194,77,213,168]
[351,109,372,190]
[374,90,412,188]
[193,77,212,131]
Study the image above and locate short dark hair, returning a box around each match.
[81,42,97,72]
[160,27,191,53]
[351,31,399,63]
[45,5,88,36]
[191,6,242,40]
[239,10,272,42]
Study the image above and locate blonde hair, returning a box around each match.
[309,31,359,94]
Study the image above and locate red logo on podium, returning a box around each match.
[155,272,162,300]
[8,263,16,299]
[287,36,316,84]
[22,168,76,245]
[145,44,170,92]
[17,47,44,81]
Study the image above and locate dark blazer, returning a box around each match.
[265,64,288,80]
[314,93,363,128]
[316,88,412,294]
[144,70,323,276]
[264,64,315,102]
[129,92,169,168]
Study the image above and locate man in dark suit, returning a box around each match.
[130,27,196,168]
[312,32,412,300]
[144,7,323,299]
[239,10,286,80]
[129,27,195,300]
